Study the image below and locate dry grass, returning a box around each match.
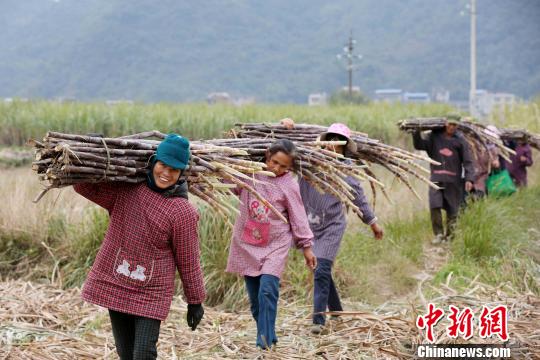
[0,164,430,234]
[0,169,87,276]
[0,278,538,359]
[0,166,430,318]
[0,168,87,237]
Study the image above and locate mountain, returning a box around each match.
[0,0,539,102]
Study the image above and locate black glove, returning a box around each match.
[186,304,204,331]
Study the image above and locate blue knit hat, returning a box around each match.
[155,134,190,170]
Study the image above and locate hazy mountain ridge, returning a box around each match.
[0,0,538,102]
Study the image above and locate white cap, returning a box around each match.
[483,125,501,140]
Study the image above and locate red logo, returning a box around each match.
[479,305,508,341]
[439,148,453,157]
[416,303,445,343]
[417,304,509,343]
[446,305,474,340]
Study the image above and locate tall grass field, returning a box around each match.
[0,100,539,311]
[0,100,456,146]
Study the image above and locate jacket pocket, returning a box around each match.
[242,219,271,247]
[113,248,155,288]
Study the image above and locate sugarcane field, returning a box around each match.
[0,100,538,360]
[2,2,540,360]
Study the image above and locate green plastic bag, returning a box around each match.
[486,169,516,197]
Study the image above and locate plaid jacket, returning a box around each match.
[74,182,206,320]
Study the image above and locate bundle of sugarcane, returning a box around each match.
[202,136,376,215]
[29,131,374,222]
[398,117,516,162]
[227,123,441,200]
[29,131,287,224]
[499,128,540,151]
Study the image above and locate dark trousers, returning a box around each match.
[108,309,161,360]
[244,274,280,349]
[430,208,457,238]
[429,182,462,238]
[313,258,343,325]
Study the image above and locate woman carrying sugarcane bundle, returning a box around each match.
[470,125,503,198]
[507,139,534,187]
[73,134,206,360]
[280,119,384,335]
[226,138,317,350]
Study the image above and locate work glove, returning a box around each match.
[186,304,204,331]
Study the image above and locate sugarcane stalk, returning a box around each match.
[118,131,167,140]
[217,170,287,223]
[59,150,149,168]
[55,144,155,158]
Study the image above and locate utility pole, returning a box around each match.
[346,33,354,97]
[336,31,362,98]
[469,0,477,116]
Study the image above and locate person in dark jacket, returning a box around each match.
[74,134,206,360]
[507,140,533,187]
[412,114,475,244]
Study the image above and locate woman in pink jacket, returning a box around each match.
[226,139,317,349]
[74,134,205,360]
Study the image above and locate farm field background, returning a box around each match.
[0,100,539,358]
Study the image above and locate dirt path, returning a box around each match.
[411,241,450,286]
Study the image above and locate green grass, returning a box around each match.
[331,215,431,304]
[0,231,40,275]
[1,100,539,310]
[433,186,540,294]
[490,98,540,133]
[0,146,33,168]
[62,207,110,287]
[2,185,538,309]
[0,100,454,146]
[197,204,248,310]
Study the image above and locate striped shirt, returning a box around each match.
[299,176,376,261]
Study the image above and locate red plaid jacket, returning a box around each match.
[74,182,206,320]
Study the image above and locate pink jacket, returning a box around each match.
[226,172,313,278]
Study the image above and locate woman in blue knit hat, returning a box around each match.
[74,134,206,360]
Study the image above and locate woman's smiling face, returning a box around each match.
[153,160,181,188]
[265,151,293,176]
